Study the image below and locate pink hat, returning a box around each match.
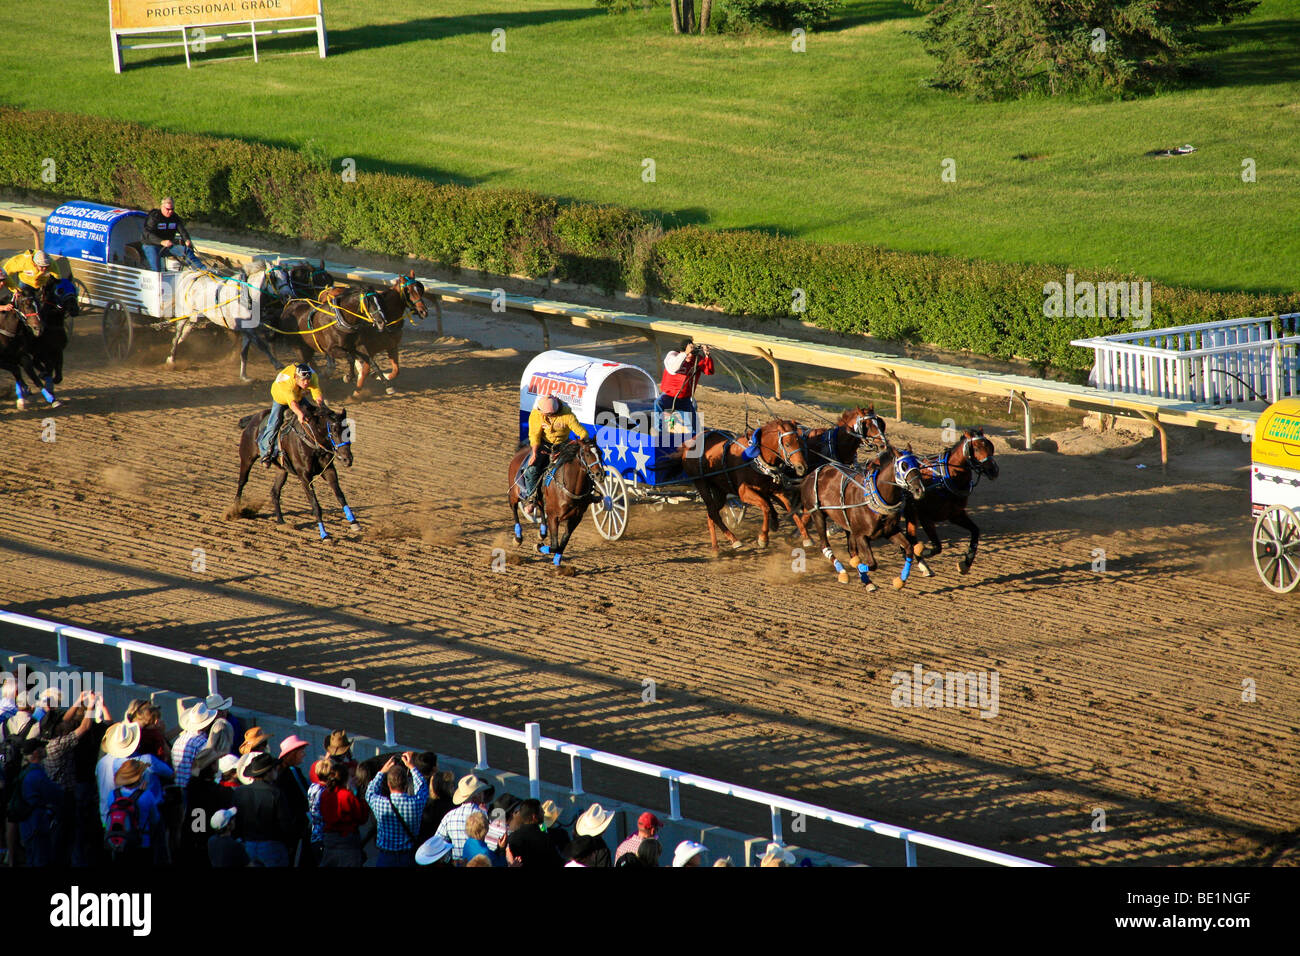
[278,735,309,758]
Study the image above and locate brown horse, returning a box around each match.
[801,405,889,468]
[0,290,51,409]
[909,429,999,576]
[682,419,811,551]
[507,438,606,572]
[800,443,926,591]
[234,401,356,541]
[356,272,439,382]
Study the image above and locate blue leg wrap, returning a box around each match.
[318,522,329,540]
[14,383,22,399]
[833,560,845,574]
[513,522,522,538]
[857,563,871,584]
[538,544,551,555]
[900,556,913,582]
[539,523,548,537]
[41,388,55,404]
[343,505,356,523]
[552,553,563,567]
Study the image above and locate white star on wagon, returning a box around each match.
[612,435,629,463]
[631,447,650,476]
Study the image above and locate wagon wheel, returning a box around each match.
[1253,504,1300,594]
[102,301,133,362]
[723,497,746,531]
[591,466,629,542]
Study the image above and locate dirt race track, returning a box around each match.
[1,311,1298,867]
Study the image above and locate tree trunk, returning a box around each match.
[699,0,711,33]
[670,0,682,34]
[682,0,695,33]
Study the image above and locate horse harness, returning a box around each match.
[808,462,906,517]
[920,437,984,498]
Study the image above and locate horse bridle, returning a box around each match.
[749,423,805,485]
[396,276,428,321]
[2,295,42,337]
[851,411,888,450]
[550,442,604,502]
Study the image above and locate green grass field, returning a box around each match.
[6,0,1298,292]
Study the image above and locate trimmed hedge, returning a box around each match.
[4,107,1296,376]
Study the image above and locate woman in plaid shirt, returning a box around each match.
[364,752,428,867]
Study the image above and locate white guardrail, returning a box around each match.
[1072,314,1300,406]
[0,610,1044,867]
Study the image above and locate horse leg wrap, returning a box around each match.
[513,522,522,540]
[552,553,563,567]
[900,556,912,582]
[318,522,329,540]
[538,523,548,538]
[823,548,836,562]
[343,505,356,523]
[832,559,845,574]
[537,543,551,555]
[857,563,871,584]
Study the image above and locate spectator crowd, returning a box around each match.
[0,686,800,868]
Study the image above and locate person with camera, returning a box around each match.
[657,338,714,435]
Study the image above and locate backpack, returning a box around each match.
[0,716,33,788]
[5,766,33,823]
[104,787,144,854]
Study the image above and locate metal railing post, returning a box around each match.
[120,648,133,686]
[569,753,584,795]
[206,667,218,697]
[474,730,489,770]
[770,805,783,845]
[904,835,917,867]
[55,626,68,668]
[294,687,307,727]
[383,709,395,747]
[525,722,541,800]
[668,778,681,821]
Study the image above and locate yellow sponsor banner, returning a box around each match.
[110,0,320,31]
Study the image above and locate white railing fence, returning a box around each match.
[0,610,1045,867]
[1072,314,1300,407]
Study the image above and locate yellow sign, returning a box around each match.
[1254,399,1300,470]
[110,0,320,31]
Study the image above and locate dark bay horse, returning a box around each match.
[801,405,889,467]
[355,273,436,384]
[234,401,356,541]
[507,438,606,571]
[1,290,56,410]
[909,429,999,576]
[800,444,926,591]
[682,419,810,551]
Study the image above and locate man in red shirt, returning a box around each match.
[657,339,713,434]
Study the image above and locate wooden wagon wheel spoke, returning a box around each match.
[591,466,629,542]
[1254,505,1300,594]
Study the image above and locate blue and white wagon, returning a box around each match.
[518,350,741,541]
[43,200,260,361]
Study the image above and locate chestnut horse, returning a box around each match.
[356,272,439,382]
[0,290,54,409]
[909,429,999,576]
[507,437,606,571]
[800,443,926,591]
[682,419,810,551]
[800,405,889,467]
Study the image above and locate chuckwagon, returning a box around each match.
[1251,398,1300,593]
[43,200,261,361]
[517,350,745,542]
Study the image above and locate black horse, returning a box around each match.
[507,437,606,572]
[0,290,55,410]
[31,280,74,393]
[234,401,357,541]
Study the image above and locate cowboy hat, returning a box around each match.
[325,730,352,756]
[238,727,269,754]
[243,753,277,780]
[672,840,707,868]
[179,701,218,734]
[102,721,141,759]
[204,693,233,712]
[191,748,221,777]
[277,735,309,759]
[234,752,258,785]
[210,808,237,831]
[574,803,614,837]
[452,774,487,806]
[114,759,147,788]
[541,799,561,828]
[218,754,241,777]
[415,834,453,866]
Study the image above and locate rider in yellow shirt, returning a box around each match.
[259,362,327,467]
[521,395,589,517]
[2,250,54,298]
